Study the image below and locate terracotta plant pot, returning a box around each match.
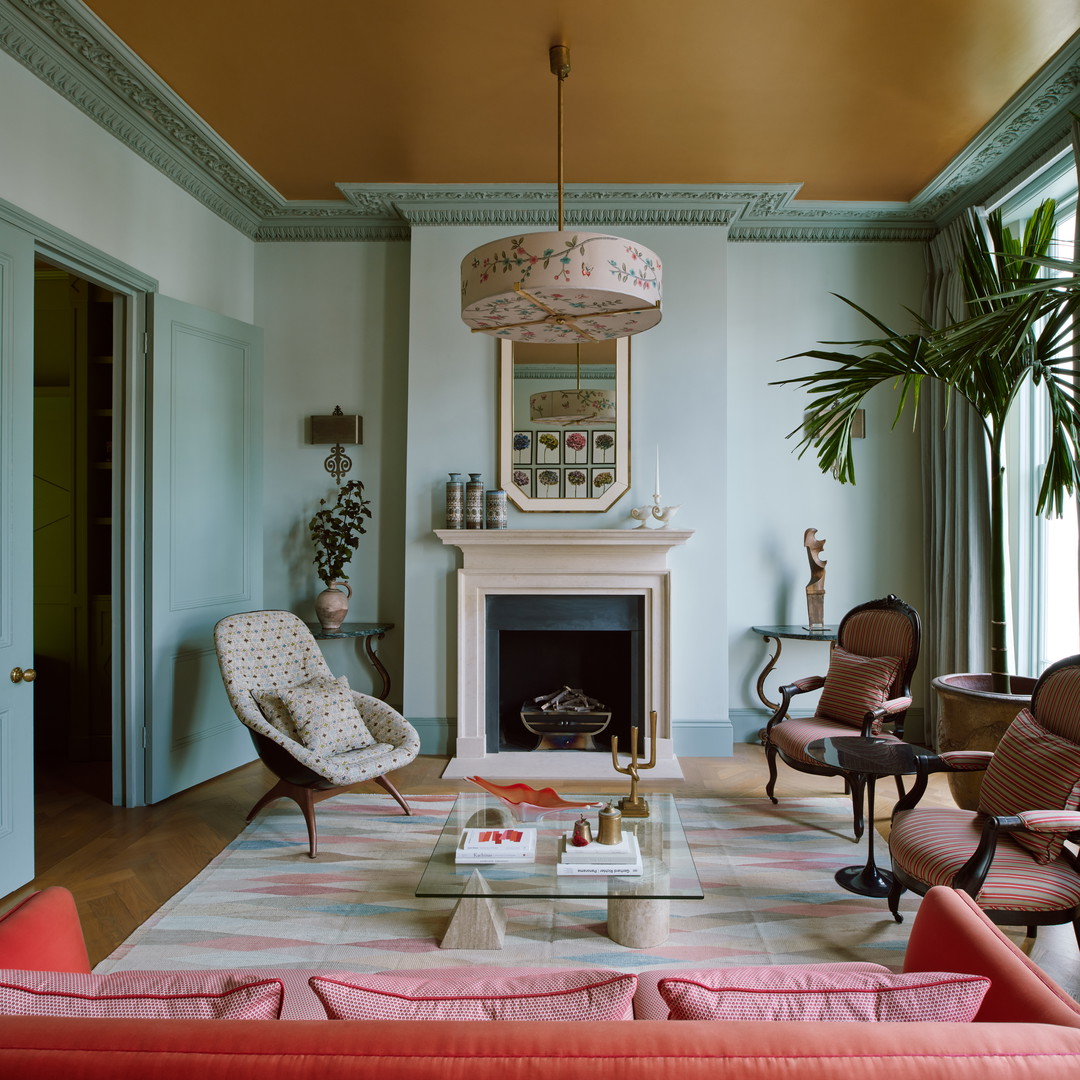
[932,672,1036,809]
[314,580,352,632]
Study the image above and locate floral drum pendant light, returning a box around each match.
[461,231,662,343]
[460,46,663,344]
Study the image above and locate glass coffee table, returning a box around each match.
[416,792,703,950]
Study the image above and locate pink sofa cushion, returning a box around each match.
[0,970,284,1019]
[814,647,901,730]
[309,966,637,1021]
[657,964,990,1022]
[977,708,1080,863]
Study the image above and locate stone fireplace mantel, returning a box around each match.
[435,528,693,779]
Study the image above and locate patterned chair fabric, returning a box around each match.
[214,611,420,854]
[215,610,420,786]
[887,654,1080,946]
[764,595,921,840]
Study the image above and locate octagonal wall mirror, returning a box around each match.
[499,338,629,511]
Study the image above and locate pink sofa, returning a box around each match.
[1,884,1079,1078]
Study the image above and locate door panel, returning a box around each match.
[0,220,35,897]
[147,295,262,803]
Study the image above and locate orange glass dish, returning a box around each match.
[464,777,604,821]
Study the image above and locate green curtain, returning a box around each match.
[919,209,992,748]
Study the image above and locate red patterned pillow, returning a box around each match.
[657,964,989,1022]
[309,967,637,1021]
[815,647,901,730]
[0,970,284,1019]
[978,708,1080,863]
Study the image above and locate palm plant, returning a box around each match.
[773,199,1080,692]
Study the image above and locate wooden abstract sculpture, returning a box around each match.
[804,528,827,629]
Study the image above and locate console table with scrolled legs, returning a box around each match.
[750,624,839,714]
[751,624,838,744]
[306,621,394,702]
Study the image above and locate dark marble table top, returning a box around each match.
[806,736,922,777]
[306,620,394,639]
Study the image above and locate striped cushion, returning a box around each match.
[770,717,899,765]
[309,968,637,1021]
[977,709,1080,863]
[656,964,989,1022]
[814,647,901,731]
[1034,665,1080,743]
[889,807,1080,912]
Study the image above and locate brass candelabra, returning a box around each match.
[610,710,657,817]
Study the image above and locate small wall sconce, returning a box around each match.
[310,405,362,482]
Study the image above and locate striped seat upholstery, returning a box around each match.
[889,807,1080,912]
[770,717,901,766]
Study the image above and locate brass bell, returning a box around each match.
[571,815,593,847]
[597,801,622,845]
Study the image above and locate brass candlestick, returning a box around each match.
[610,710,657,817]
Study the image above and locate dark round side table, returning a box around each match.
[805,736,921,897]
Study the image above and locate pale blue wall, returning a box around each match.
[726,240,927,741]
[402,225,730,754]
[254,227,927,756]
[255,241,411,704]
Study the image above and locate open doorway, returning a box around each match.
[32,263,119,803]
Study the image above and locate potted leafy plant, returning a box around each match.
[308,479,372,631]
[773,199,1080,803]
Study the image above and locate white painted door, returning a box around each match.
[0,220,35,896]
[146,295,262,803]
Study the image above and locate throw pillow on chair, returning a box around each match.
[815,648,901,731]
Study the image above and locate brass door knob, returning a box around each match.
[9,667,36,684]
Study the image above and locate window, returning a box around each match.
[997,153,1079,674]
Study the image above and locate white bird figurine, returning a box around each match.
[652,504,681,528]
[629,504,654,528]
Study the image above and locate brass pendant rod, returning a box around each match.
[550,45,570,231]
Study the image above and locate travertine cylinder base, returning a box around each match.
[607,896,669,948]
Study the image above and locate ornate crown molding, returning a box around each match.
[910,41,1080,223]
[2,1,1078,243]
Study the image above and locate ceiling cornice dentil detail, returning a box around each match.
[1,0,1078,243]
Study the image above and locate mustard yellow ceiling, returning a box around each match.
[82,0,1080,203]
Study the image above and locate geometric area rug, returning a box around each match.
[94,794,920,976]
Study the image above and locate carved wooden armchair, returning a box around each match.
[764,594,921,838]
[887,654,1080,948]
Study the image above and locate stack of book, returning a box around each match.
[455,827,537,864]
[556,833,642,876]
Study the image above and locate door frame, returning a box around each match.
[2,196,157,807]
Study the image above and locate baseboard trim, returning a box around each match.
[671,718,733,757]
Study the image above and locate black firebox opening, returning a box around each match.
[485,595,644,752]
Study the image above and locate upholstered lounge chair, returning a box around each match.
[764,594,921,839]
[888,653,1080,948]
[214,610,420,857]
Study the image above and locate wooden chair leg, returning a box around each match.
[764,744,779,804]
[245,779,296,823]
[374,773,412,815]
[247,779,353,859]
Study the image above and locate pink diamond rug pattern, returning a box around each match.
[95,795,919,976]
